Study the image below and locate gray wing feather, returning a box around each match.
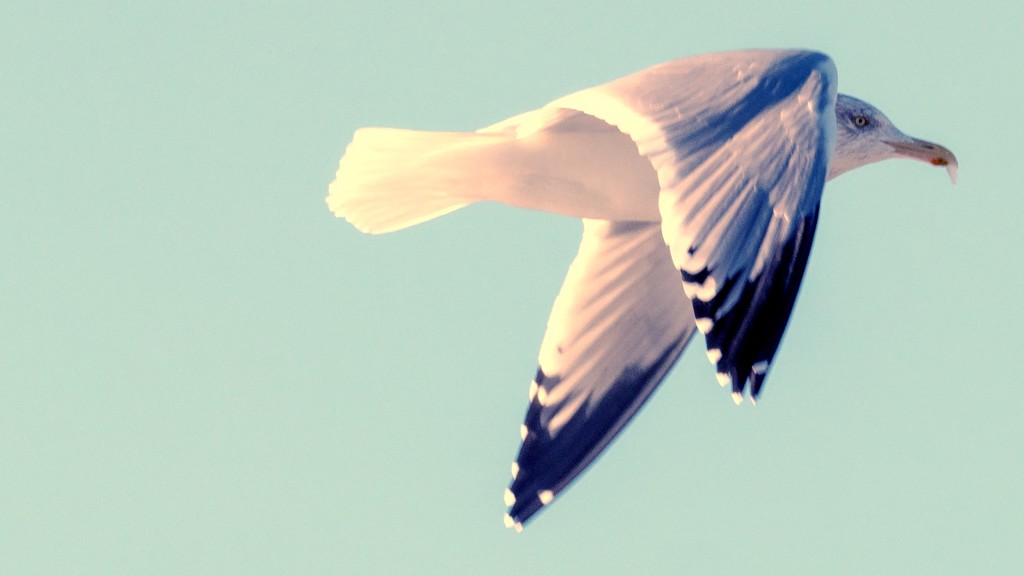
[507,220,695,526]
[507,51,839,527]
[549,50,837,399]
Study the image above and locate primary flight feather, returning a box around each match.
[327,49,957,529]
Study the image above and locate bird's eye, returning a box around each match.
[852,115,870,127]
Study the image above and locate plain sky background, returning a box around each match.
[3,1,1022,574]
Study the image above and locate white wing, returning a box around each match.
[551,50,838,401]
[504,50,838,526]
[506,220,695,526]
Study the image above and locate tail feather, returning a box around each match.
[327,128,511,234]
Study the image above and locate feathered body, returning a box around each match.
[327,50,957,529]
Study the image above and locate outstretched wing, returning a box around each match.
[505,220,695,529]
[551,50,837,402]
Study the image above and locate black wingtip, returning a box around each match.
[504,489,551,529]
[691,208,821,406]
[504,339,689,528]
[749,368,768,400]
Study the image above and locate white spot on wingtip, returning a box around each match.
[503,513,515,528]
[503,488,516,507]
[519,424,528,440]
[528,381,538,402]
[514,521,523,533]
[538,490,554,505]
[751,360,769,375]
[695,317,714,334]
[715,372,731,388]
[536,385,548,406]
[695,276,718,301]
[706,348,722,364]
[732,391,743,405]
[682,281,698,298]
[510,462,519,479]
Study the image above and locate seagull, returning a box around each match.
[326,49,957,531]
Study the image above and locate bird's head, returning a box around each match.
[829,94,958,183]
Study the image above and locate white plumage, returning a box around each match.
[327,49,957,528]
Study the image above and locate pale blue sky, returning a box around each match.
[3,1,1022,574]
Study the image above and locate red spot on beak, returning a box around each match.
[931,157,949,166]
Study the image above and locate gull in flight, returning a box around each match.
[326,50,957,531]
